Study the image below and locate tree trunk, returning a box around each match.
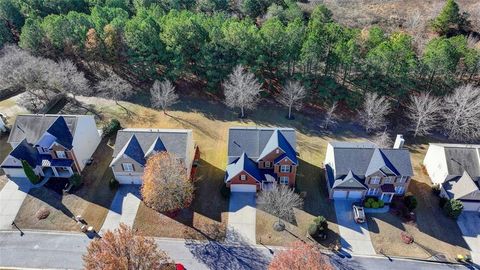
[288,106,292,119]
[241,106,244,118]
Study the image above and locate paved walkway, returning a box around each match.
[227,192,256,244]
[457,212,480,264]
[334,200,376,255]
[0,179,31,230]
[100,185,141,233]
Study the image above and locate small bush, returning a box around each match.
[308,223,318,236]
[378,200,385,208]
[313,215,328,231]
[443,199,463,219]
[220,183,230,199]
[371,201,379,208]
[35,207,50,220]
[109,178,119,190]
[364,201,371,208]
[439,197,448,208]
[431,184,441,196]
[404,194,418,211]
[102,119,121,138]
[367,197,375,204]
[69,173,82,188]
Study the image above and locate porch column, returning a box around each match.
[52,167,59,177]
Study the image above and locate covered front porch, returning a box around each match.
[42,166,74,178]
[380,184,395,203]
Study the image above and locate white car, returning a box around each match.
[353,205,366,224]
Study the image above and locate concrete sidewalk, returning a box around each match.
[227,192,256,244]
[0,179,31,230]
[100,185,141,233]
[334,200,376,255]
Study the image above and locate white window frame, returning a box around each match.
[56,151,66,159]
[275,149,280,154]
[395,186,406,194]
[384,176,394,184]
[240,174,246,181]
[367,188,378,196]
[279,176,289,185]
[370,176,381,185]
[264,161,271,168]
[397,176,407,183]
[280,165,290,173]
[122,163,134,172]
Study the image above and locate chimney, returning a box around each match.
[393,134,405,149]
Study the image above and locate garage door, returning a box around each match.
[333,190,347,199]
[231,184,256,192]
[462,202,480,212]
[115,175,142,185]
[348,191,363,200]
[3,168,27,178]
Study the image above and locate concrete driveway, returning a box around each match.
[334,200,375,255]
[457,212,480,263]
[0,179,31,230]
[227,192,256,244]
[101,185,141,233]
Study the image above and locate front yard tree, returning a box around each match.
[406,92,442,138]
[223,65,262,118]
[83,223,174,270]
[141,152,194,213]
[96,72,134,107]
[359,92,391,133]
[443,84,480,141]
[257,185,303,231]
[268,241,333,270]
[277,81,307,119]
[150,79,179,114]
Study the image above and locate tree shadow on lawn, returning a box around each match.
[184,229,270,270]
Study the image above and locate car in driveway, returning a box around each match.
[353,204,366,223]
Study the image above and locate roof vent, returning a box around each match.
[393,134,405,149]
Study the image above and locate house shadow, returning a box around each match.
[27,186,75,220]
[108,184,141,215]
[184,229,270,270]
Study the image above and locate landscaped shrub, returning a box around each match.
[313,215,328,231]
[22,160,40,184]
[378,200,385,208]
[102,119,121,138]
[431,184,441,196]
[439,197,449,208]
[220,183,230,199]
[443,199,463,219]
[364,201,371,208]
[69,173,82,188]
[308,223,318,236]
[109,178,119,190]
[371,201,379,208]
[404,194,418,211]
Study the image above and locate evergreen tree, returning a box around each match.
[22,160,40,184]
[431,0,465,35]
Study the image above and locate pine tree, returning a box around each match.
[22,160,40,184]
[432,0,463,35]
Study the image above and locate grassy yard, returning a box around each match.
[14,139,117,231]
[367,144,471,261]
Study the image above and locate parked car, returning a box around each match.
[353,205,366,223]
[176,263,186,270]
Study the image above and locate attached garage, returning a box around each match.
[114,175,142,185]
[332,189,364,201]
[231,184,256,192]
[2,168,26,178]
[462,201,480,212]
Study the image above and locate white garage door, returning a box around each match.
[231,184,256,192]
[462,202,480,212]
[333,190,347,199]
[348,191,363,200]
[3,168,27,178]
[115,175,142,185]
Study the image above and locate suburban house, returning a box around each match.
[324,136,413,203]
[225,127,298,192]
[1,114,101,179]
[424,143,480,212]
[110,128,197,185]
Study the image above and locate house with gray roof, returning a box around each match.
[324,136,413,203]
[225,127,298,192]
[1,114,101,180]
[110,128,196,185]
[424,143,480,212]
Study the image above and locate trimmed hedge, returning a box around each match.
[22,160,40,184]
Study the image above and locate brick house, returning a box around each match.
[324,137,413,203]
[225,127,298,192]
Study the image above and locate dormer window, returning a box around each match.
[240,174,246,181]
[384,176,394,184]
[56,151,66,159]
[370,176,380,184]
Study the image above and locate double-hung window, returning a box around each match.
[56,151,66,159]
[397,176,407,183]
[280,165,290,173]
[264,161,271,168]
[279,176,289,185]
[395,186,406,194]
[384,176,394,184]
[240,174,246,181]
[367,188,378,196]
[370,176,380,185]
[122,163,134,172]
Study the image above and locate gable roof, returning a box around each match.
[225,153,265,183]
[444,147,480,178]
[8,114,80,145]
[112,129,191,165]
[227,127,296,160]
[442,171,480,201]
[331,170,367,189]
[258,129,298,164]
[113,135,146,166]
[330,141,413,182]
[45,116,74,149]
[7,139,39,167]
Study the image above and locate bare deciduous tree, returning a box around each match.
[83,223,174,270]
[57,60,91,99]
[96,72,133,106]
[150,80,179,114]
[322,101,338,130]
[406,92,442,137]
[257,185,303,231]
[371,130,392,148]
[141,152,194,213]
[223,65,262,118]
[359,92,391,133]
[444,84,480,141]
[277,81,306,119]
[269,241,333,270]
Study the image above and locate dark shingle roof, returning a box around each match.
[227,127,296,161]
[442,171,480,201]
[258,130,297,164]
[225,153,265,183]
[8,114,79,145]
[444,147,480,178]
[8,139,39,167]
[46,116,74,149]
[332,170,367,189]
